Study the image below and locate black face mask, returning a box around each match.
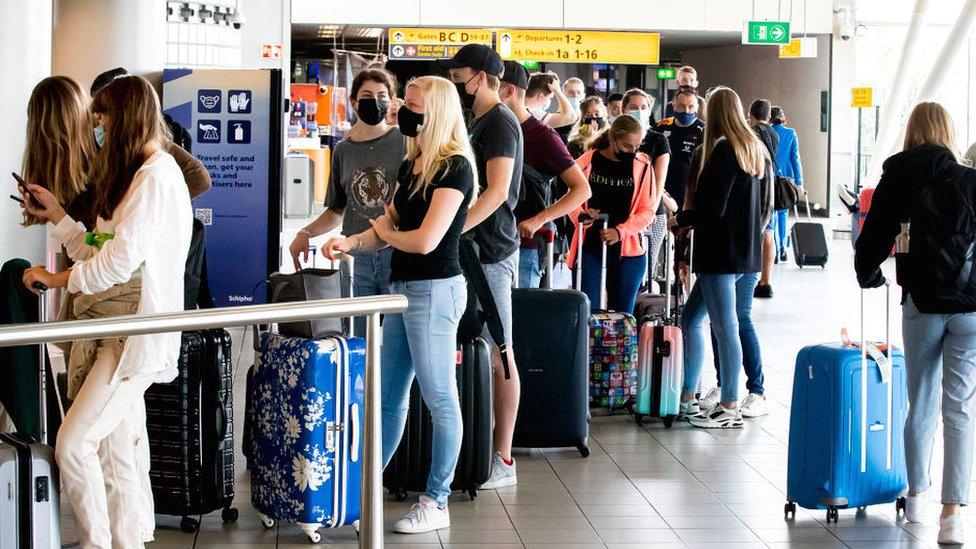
[455,74,480,110]
[356,98,390,126]
[584,116,606,130]
[613,140,636,163]
[397,106,425,137]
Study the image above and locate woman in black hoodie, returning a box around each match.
[855,102,976,546]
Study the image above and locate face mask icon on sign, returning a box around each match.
[199,94,220,110]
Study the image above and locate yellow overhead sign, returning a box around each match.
[388,28,492,46]
[851,87,874,108]
[495,29,660,65]
[779,37,818,58]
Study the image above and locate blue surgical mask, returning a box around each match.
[675,112,697,126]
[93,124,105,148]
[625,109,650,128]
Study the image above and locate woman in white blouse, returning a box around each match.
[21,75,191,549]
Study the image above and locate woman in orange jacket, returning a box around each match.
[567,114,657,313]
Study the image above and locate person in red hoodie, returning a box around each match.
[567,114,657,314]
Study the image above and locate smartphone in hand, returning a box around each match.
[12,172,43,209]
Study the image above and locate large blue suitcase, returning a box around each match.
[249,333,365,543]
[786,336,908,523]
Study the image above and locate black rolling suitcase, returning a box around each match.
[0,286,60,549]
[144,329,238,533]
[512,228,590,457]
[791,195,829,268]
[383,338,493,500]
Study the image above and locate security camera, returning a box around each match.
[229,8,245,30]
[835,6,855,41]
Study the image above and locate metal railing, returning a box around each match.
[0,295,407,549]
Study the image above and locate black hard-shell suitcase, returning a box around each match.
[512,229,590,457]
[791,197,828,268]
[383,338,493,500]
[144,329,238,533]
[0,287,60,549]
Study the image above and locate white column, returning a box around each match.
[0,0,53,262]
[864,0,931,185]
[52,0,167,90]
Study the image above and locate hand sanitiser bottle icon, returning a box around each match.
[234,123,244,142]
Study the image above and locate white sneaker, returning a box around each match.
[392,496,450,534]
[905,492,936,524]
[939,513,965,545]
[740,393,770,418]
[690,405,744,429]
[679,399,703,421]
[699,386,721,412]
[479,452,517,490]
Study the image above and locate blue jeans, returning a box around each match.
[341,248,393,337]
[580,247,646,314]
[380,275,466,508]
[903,295,976,504]
[518,247,542,290]
[709,274,765,394]
[680,272,761,404]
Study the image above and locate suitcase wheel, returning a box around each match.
[896,497,907,515]
[299,523,322,544]
[784,501,797,520]
[260,515,276,530]
[577,444,590,458]
[825,506,839,524]
[222,507,239,524]
[634,413,645,427]
[468,488,478,500]
[180,516,200,533]
[393,488,408,502]
[663,415,675,429]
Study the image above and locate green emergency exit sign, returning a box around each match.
[742,20,791,45]
[656,67,675,79]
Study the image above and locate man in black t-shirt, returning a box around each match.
[748,99,780,299]
[654,89,705,212]
[442,44,524,490]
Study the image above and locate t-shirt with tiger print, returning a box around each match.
[324,128,406,235]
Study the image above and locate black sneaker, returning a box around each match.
[779,249,789,262]
[754,284,773,299]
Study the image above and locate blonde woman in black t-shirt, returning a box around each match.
[324,75,476,534]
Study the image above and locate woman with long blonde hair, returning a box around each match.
[324,75,476,534]
[671,87,768,429]
[22,76,97,226]
[856,102,974,545]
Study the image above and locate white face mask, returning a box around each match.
[625,109,650,129]
[529,108,547,120]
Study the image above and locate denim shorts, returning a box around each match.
[480,250,518,348]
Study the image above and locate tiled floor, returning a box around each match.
[61,230,970,547]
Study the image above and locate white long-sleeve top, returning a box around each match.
[51,150,192,385]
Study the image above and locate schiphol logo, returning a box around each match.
[228,294,255,303]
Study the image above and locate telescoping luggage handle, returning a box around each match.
[857,281,894,474]
[575,213,610,309]
[34,283,49,446]
[792,191,814,223]
[536,227,556,290]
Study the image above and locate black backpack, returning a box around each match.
[515,163,556,223]
[900,169,976,296]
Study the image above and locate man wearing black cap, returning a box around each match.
[441,44,524,490]
[499,60,591,290]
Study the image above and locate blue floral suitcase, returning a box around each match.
[786,286,908,524]
[249,333,365,543]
